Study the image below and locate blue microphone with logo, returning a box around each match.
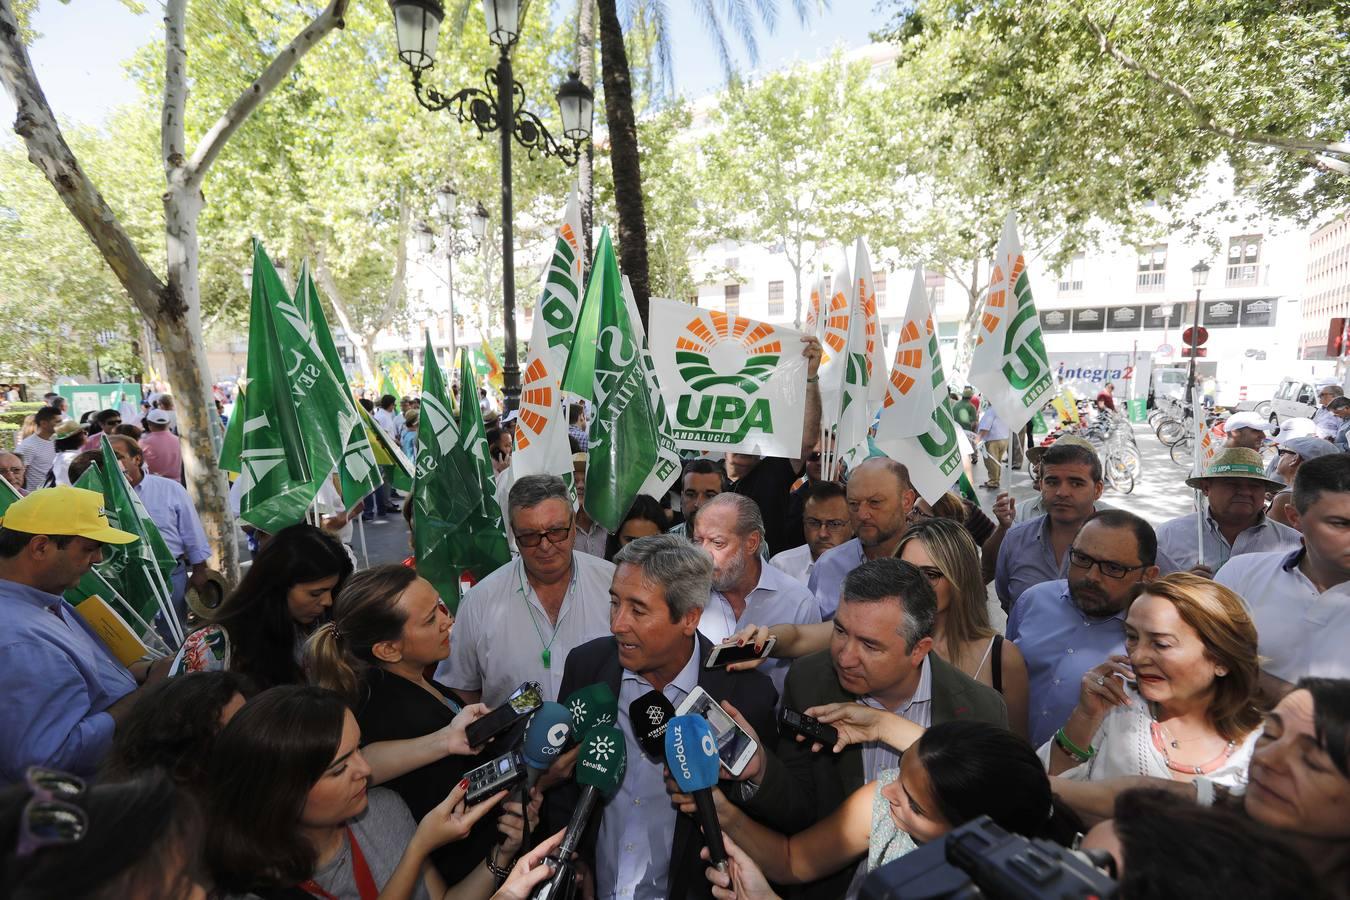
[521,702,574,789]
[665,713,728,871]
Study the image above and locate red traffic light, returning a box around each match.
[1181,326,1208,348]
[1328,318,1347,357]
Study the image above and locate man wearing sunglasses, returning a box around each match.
[1006,509,1160,746]
[0,486,169,782]
[436,473,615,706]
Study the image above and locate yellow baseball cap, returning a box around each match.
[0,486,138,544]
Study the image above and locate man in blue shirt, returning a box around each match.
[1007,509,1160,746]
[0,486,168,782]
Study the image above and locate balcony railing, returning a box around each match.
[1136,270,1165,291]
[1227,263,1259,287]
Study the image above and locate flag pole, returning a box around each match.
[1191,384,1206,568]
[355,512,370,569]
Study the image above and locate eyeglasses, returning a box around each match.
[16,767,87,858]
[807,451,822,462]
[513,526,571,548]
[1068,548,1146,580]
[804,517,849,531]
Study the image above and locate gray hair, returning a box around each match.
[840,558,936,652]
[697,493,765,544]
[508,474,571,525]
[613,533,712,621]
[1322,384,1345,399]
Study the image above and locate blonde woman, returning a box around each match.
[728,519,1030,738]
[1044,572,1262,786]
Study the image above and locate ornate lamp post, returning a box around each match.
[1186,260,1210,409]
[389,0,594,410]
[417,187,488,367]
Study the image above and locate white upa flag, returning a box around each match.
[623,279,683,499]
[649,298,809,456]
[968,213,1054,432]
[853,238,889,414]
[816,260,853,426]
[803,273,826,338]
[874,268,965,503]
[535,184,587,360]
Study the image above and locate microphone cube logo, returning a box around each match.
[645,704,665,726]
[546,722,569,751]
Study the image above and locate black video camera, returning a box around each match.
[860,815,1118,900]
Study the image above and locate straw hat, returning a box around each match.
[185,568,227,619]
[1184,448,1285,492]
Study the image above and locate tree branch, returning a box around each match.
[1086,17,1350,163]
[0,1,169,320]
[184,0,351,189]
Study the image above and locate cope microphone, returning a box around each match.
[630,690,676,760]
[521,702,574,789]
[531,725,627,900]
[665,714,729,872]
[563,682,618,741]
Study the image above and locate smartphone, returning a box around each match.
[778,707,839,748]
[465,681,544,748]
[705,636,777,669]
[674,685,758,777]
[464,750,526,804]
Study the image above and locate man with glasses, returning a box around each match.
[1007,509,1160,746]
[436,473,614,705]
[668,457,728,540]
[770,481,853,586]
[1156,448,1301,575]
[0,452,26,495]
[1313,384,1345,440]
[79,410,122,453]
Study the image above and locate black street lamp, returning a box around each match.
[389,0,594,410]
[1186,260,1211,410]
[417,186,490,367]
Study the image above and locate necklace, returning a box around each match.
[516,559,576,670]
[1149,720,1237,775]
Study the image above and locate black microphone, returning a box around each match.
[630,689,676,760]
[531,725,628,899]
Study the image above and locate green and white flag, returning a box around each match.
[621,278,681,500]
[853,239,890,414]
[874,269,964,503]
[835,248,876,460]
[296,261,383,508]
[969,213,1054,432]
[535,185,586,358]
[412,336,509,611]
[816,261,853,425]
[648,297,809,456]
[66,437,180,643]
[0,476,20,517]
[561,227,670,531]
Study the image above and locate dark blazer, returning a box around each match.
[544,633,781,900]
[752,649,1009,900]
[355,667,500,884]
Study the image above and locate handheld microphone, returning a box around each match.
[630,689,676,760]
[521,702,574,789]
[665,714,729,872]
[563,682,618,741]
[532,725,627,900]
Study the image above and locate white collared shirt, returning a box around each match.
[435,553,616,705]
[859,655,933,782]
[1215,549,1350,683]
[698,560,820,698]
[768,543,814,586]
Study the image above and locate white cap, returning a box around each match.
[145,409,172,425]
[1271,417,1318,443]
[1224,411,1275,434]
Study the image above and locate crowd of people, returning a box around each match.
[2,353,1349,900]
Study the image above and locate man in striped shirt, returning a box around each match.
[15,406,60,492]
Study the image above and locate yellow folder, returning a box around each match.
[74,595,150,667]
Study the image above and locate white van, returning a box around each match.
[1268,377,1333,423]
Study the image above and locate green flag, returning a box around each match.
[561,228,663,531]
[380,370,399,402]
[296,261,382,508]
[222,242,358,533]
[0,477,20,517]
[65,437,179,637]
[412,336,509,610]
[360,402,415,493]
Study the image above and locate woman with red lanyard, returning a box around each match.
[204,686,558,900]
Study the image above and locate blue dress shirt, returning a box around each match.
[1006,579,1126,747]
[807,537,867,620]
[598,645,702,899]
[0,577,138,781]
[995,514,1070,611]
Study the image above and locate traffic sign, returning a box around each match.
[1156,343,1174,358]
[1181,326,1208,348]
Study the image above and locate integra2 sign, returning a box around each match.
[1050,352,1153,399]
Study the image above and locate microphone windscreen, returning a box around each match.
[575,725,627,799]
[564,683,618,739]
[629,690,675,759]
[522,702,574,771]
[665,714,721,792]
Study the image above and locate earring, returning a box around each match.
[1215,668,1227,677]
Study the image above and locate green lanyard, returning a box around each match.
[516,559,577,670]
